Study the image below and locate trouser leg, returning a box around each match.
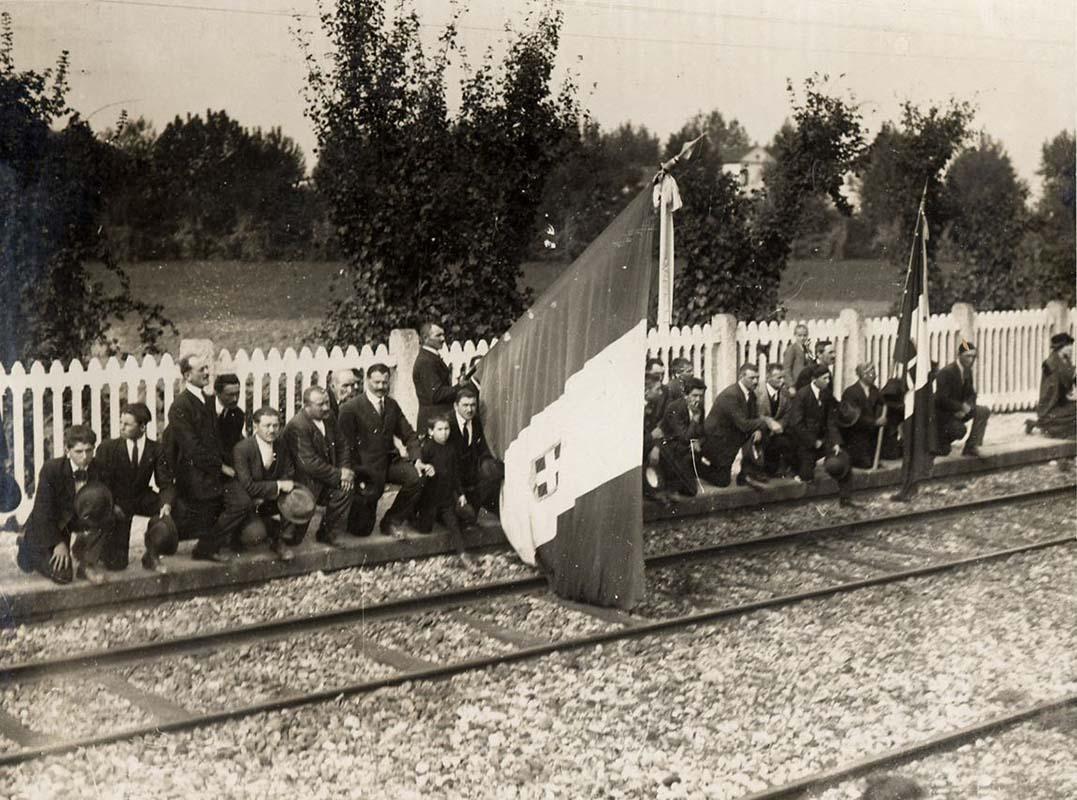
[106,492,162,570]
[319,484,354,541]
[190,496,234,557]
[384,459,422,524]
[966,405,991,448]
[438,506,467,553]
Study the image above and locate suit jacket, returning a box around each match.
[413,348,457,433]
[216,405,247,466]
[420,439,463,508]
[782,342,810,389]
[283,410,346,490]
[233,436,294,501]
[1038,351,1076,418]
[23,457,104,550]
[786,385,839,451]
[338,394,421,479]
[756,383,791,421]
[95,437,174,510]
[840,382,883,462]
[168,389,224,500]
[935,362,976,417]
[661,397,704,449]
[448,413,494,484]
[704,382,767,446]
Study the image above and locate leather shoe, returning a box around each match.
[738,474,768,491]
[191,549,238,564]
[838,497,862,509]
[961,445,982,458]
[76,564,108,585]
[379,519,408,539]
[315,532,342,548]
[142,551,168,574]
[272,541,295,562]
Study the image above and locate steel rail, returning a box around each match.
[0,527,1073,766]
[2,483,1071,684]
[740,693,1077,800]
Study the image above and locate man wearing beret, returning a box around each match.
[1031,332,1076,439]
[934,341,991,457]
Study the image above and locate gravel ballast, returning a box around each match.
[3,463,1071,669]
[2,541,1073,799]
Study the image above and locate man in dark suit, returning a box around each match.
[232,406,299,561]
[338,362,428,538]
[16,425,115,584]
[702,364,781,489]
[658,377,719,497]
[282,387,356,547]
[168,354,245,562]
[840,363,887,469]
[795,340,835,393]
[935,341,991,457]
[95,402,175,572]
[413,321,469,435]
[781,324,811,396]
[448,385,503,516]
[666,357,693,402]
[786,365,854,505]
[213,373,245,469]
[327,368,361,419]
[758,364,794,475]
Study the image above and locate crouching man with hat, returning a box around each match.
[229,406,316,562]
[16,425,121,584]
[1029,332,1076,440]
[786,366,858,507]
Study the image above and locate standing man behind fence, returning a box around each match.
[414,321,470,435]
[213,373,245,471]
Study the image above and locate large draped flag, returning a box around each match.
[473,188,658,609]
[892,189,936,500]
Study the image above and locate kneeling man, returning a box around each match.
[232,406,300,561]
[935,341,991,457]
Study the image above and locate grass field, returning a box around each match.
[95,257,904,356]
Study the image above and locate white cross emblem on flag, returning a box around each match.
[531,442,562,500]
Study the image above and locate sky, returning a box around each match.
[5,0,1074,195]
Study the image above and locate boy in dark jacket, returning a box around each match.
[415,414,477,569]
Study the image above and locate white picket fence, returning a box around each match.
[1,301,1072,523]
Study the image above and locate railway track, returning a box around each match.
[0,483,1072,768]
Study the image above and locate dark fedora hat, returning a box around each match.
[239,515,268,547]
[74,481,115,530]
[145,514,179,554]
[824,450,851,481]
[1050,332,1074,350]
[279,484,316,525]
[0,472,21,514]
[879,378,905,412]
[834,400,861,429]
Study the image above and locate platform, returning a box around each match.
[0,413,1072,622]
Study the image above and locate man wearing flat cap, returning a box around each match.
[934,340,990,457]
[1031,332,1076,439]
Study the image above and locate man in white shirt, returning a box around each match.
[231,407,298,561]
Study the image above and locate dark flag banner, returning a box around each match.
[892,192,936,500]
[474,188,657,609]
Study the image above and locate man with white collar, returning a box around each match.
[787,365,844,489]
[448,385,503,516]
[702,363,781,489]
[231,406,298,561]
[758,364,794,475]
[935,340,991,457]
[166,353,239,562]
[95,402,175,572]
[413,321,470,435]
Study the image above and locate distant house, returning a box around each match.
[721,145,773,194]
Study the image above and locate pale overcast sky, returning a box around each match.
[5,0,1074,194]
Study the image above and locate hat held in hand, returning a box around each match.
[279,484,316,525]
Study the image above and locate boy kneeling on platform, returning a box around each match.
[414,413,478,570]
[16,425,120,585]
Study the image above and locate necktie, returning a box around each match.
[377,398,384,417]
[74,469,88,483]
[465,421,471,446]
[131,441,139,469]
[747,391,757,419]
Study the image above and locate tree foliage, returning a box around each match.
[1022,130,1075,305]
[939,136,1030,309]
[667,77,867,325]
[0,14,174,366]
[302,0,581,345]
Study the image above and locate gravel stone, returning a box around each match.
[0,677,154,741]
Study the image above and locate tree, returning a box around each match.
[1023,131,1075,305]
[666,78,867,324]
[857,99,976,300]
[940,136,1030,309]
[301,0,581,345]
[0,13,174,366]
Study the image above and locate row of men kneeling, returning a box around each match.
[15,356,504,586]
[642,337,993,506]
